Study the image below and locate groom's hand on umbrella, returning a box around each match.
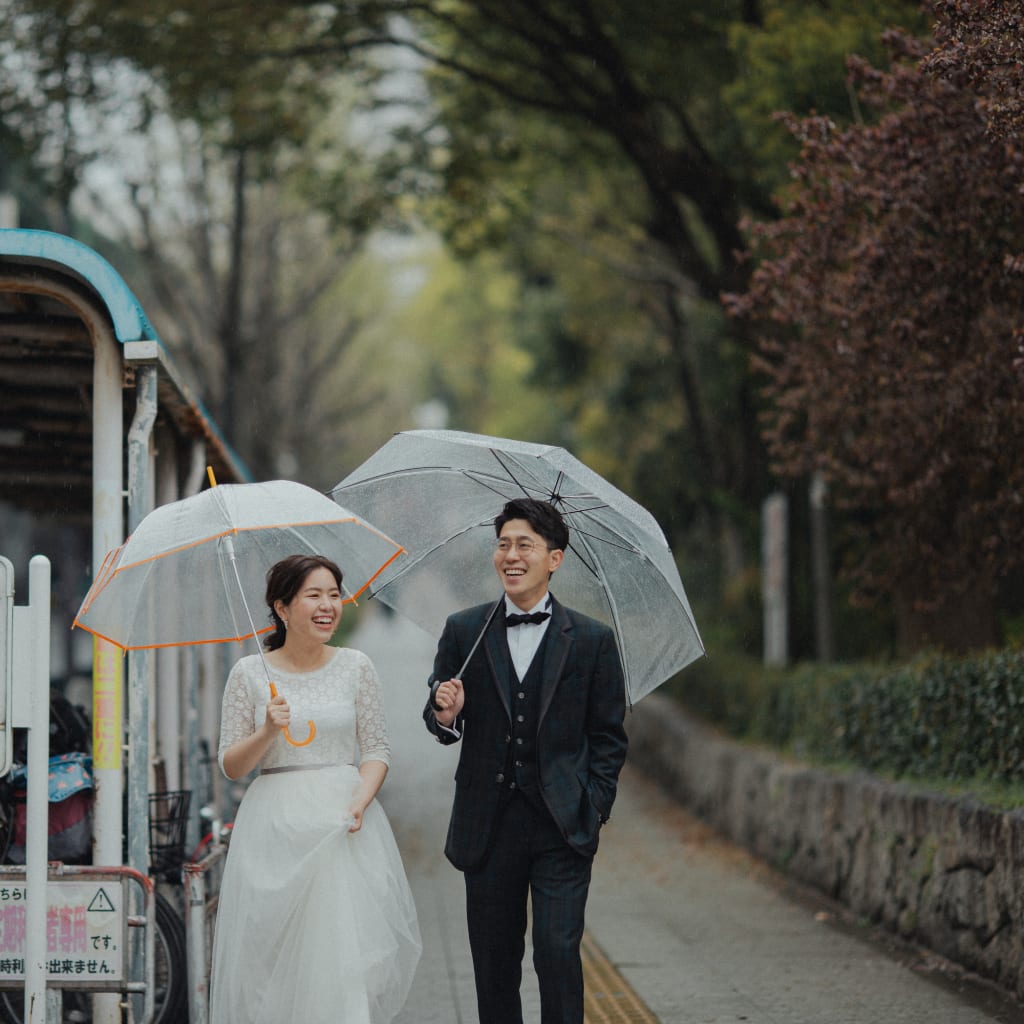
[432,679,464,727]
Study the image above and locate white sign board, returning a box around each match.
[0,881,124,984]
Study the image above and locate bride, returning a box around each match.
[209,554,421,1024]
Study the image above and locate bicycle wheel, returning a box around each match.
[151,889,187,1024]
[0,890,188,1024]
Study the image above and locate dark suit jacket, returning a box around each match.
[424,595,628,871]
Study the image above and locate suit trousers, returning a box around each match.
[464,790,594,1024]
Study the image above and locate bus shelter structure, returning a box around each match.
[0,228,246,962]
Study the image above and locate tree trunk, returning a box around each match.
[218,147,249,449]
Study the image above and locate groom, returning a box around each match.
[425,497,628,1024]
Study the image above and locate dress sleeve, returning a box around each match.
[355,654,391,766]
[217,661,255,777]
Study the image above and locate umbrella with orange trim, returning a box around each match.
[74,477,404,746]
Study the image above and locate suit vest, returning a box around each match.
[505,625,550,808]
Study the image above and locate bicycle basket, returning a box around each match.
[148,789,192,874]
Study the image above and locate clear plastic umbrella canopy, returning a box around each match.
[332,430,704,704]
[73,480,405,651]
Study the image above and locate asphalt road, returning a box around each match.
[352,605,1024,1024]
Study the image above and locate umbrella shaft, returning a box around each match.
[457,597,504,679]
[223,535,273,683]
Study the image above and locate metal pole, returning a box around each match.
[23,556,50,1022]
[199,646,224,822]
[91,326,125,857]
[127,366,157,1024]
[91,328,124,1024]
[183,646,201,856]
[127,366,157,873]
[184,865,209,1024]
[156,428,182,791]
[183,440,207,856]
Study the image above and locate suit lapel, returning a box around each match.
[482,609,513,720]
[538,599,572,726]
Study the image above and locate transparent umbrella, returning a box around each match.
[74,478,405,744]
[332,429,703,704]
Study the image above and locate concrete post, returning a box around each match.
[762,492,789,667]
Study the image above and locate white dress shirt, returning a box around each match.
[505,595,552,680]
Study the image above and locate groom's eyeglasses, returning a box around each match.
[495,539,549,556]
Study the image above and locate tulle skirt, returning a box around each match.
[209,765,421,1024]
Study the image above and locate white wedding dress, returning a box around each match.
[209,647,421,1024]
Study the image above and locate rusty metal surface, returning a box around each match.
[0,236,248,519]
[0,267,98,516]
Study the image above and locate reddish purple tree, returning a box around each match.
[727,26,1024,651]
[923,0,1024,140]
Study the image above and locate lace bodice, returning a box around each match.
[217,647,391,774]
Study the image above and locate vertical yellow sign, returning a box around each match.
[92,639,122,771]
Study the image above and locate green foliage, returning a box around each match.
[724,0,928,193]
[669,647,1024,785]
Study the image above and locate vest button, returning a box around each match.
[516,737,524,745]
[495,773,505,783]
[517,715,525,723]
[517,692,525,699]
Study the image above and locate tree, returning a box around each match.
[727,28,1024,651]
[375,0,927,622]
[34,0,772,555]
[725,0,928,193]
[1,0,943,654]
[0,0,402,482]
[82,95,396,487]
[0,0,131,231]
[923,0,1024,140]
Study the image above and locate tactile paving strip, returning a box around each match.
[581,930,660,1023]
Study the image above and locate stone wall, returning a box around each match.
[627,694,1024,1000]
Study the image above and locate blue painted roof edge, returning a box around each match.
[0,228,161,344]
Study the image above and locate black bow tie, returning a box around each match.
[506,611,551,627]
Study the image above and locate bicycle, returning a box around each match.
[0,698,198,1024]
[0,789,192,1024]
[0,702,239,1024]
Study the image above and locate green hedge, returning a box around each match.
[664,647,1024,784]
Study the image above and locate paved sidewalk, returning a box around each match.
[353,607,1024,1024]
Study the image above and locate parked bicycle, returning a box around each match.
[0,692,219,1024]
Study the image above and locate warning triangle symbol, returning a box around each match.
[88,888,116,913]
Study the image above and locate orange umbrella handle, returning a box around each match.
[268,682,317,748]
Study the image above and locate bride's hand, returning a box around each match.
[346,803,364,833]
[265,693,290,731]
